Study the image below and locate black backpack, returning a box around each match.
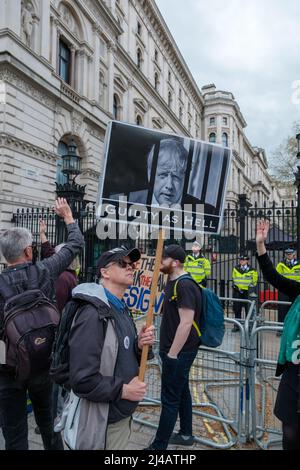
[49,299,86,389]
[0,265,60,382]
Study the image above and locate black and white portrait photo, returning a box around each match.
[96,121,232,234]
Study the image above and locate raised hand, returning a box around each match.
[256,219,269,255]
[54,198,74,224]
[39,219,47,243]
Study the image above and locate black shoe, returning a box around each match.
[34,426,40,435]
[168,432,195,446]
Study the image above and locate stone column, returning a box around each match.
[127,79,133,122]
[70,46,76,89]
[92,26,101,101]
[107,42,115,114]
[40,0,50,60]
[31,15,39,53]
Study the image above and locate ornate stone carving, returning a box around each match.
[0,67,56,110]
[21,0,34,47]
[58,2,80,38]
[0,133,57,163]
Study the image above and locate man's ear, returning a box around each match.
[24,247,33,260]
[100,268,109,280]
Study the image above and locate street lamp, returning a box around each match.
[295,134,300,256]
[56,139,86,216]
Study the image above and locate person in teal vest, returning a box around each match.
[276,248,300,326]
[184,241,211,287]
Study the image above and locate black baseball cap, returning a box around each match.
[239,255,249,260]
[284,248,295,254]
[162,244,186,263]
[97,246,141,270]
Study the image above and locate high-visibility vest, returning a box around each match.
[232,266,258,291]
[184,255,211,285]
[276,261,300,282]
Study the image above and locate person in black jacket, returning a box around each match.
[68,246,155,450]
[0,198,84,450]
[256,219,300,450]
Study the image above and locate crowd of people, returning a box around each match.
[0,202,299,451]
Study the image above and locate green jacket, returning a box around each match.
[184,254,211,285]
[278,294,300,366]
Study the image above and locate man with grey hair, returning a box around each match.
[0,198,84,450]
[128,138,189,208]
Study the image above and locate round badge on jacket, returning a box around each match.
[124,336,130,350]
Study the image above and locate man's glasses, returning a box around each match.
[107,259,135,269]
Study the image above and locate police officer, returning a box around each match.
[232,255,258,332]
[276,248,300,325]
[184,241,211,287]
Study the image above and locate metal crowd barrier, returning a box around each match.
[133,298,256,449]
[248,300,291,450]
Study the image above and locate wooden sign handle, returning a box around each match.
[138,229,165,381]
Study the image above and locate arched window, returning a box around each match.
[136,115,142,126]
[154,72,159,91]
[209,132,216,143]
[113,94,119,120]
[137,48,142,69]
[56,141,68,185]
[168,91,172,107]
[154,49,158,62]
[179,106,183,121]
[222,132,228,147]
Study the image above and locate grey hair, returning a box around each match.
[147,138,188,179]
[0,228,33,263]
[55,243,80,272]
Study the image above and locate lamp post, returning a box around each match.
[56,139,86,218]
[295,134,300,257]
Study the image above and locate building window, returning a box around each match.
[168,70,171,82]
[222,132,228,147]
[137,21,142,36]
[113,94,120,120]
[179,106,183,121]
[59,39,71,84]
[136,115,142,126]
[154,49,158,62]
[154,72,159,91]
[57,141,68,185]
[209,116,215,126]
[137,48,142,70]
[179,88,182,100]
[188,119,191,132]
[168,91,172,107]
[223,116,228,126]
[209,132,216,143]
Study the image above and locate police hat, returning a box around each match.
[239,255,249,261]
[284,248,295,254]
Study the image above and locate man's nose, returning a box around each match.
[165,173,173,189]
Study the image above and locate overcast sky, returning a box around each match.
[155,0,300,162]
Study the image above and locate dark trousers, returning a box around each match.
[0,370,64,450]
[151,350,198,450]
[232,288,249,319]
[278,291,290,323]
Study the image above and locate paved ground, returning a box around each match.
[0,412,282,451]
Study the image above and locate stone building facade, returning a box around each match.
[0,0,285,231]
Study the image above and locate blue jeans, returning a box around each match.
[0,371,64,450]
[151,350,198,450]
